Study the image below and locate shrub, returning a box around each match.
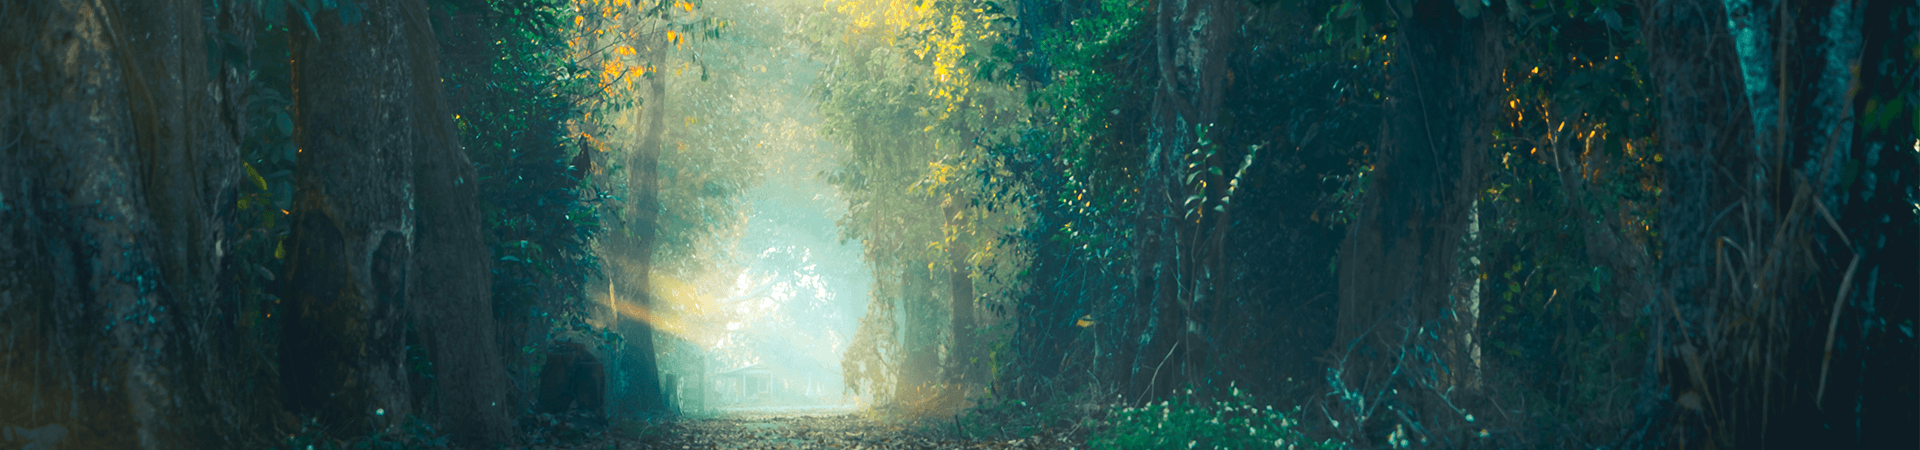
[1092,386,1343,450]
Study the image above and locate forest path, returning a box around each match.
[537,413,1082,450]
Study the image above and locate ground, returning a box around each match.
[529,411,1084,450]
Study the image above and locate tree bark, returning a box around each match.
[944,198,982,386]
[1814,0,1918,443]
[398,0,516,445]
[611,46,670,416]
[898,261,941,392]
[281,1,432,433]
[1131,0,1239,401]
[0,0,247,447]
[1329,0,1502,440]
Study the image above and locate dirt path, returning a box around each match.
[532,413,1082,450]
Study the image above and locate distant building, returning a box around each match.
[713,363,775,404]
[711,362,832,407]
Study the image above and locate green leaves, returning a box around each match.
[1453,0,1484,18]
[275,111,294,136]
[1864,96,1908,132]
[1093,388,1344,450]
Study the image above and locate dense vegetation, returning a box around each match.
[1,0,1913,448]
[813,0,1918,448]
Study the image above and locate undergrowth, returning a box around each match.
[1090,386,1344,450]
[274,415,449,450]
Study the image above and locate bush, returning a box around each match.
[1092,386,1342,450]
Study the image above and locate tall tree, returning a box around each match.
[0,0,251,447]
[1327,0,1504,441]
[280,0,433,433]
[610,42,672,416]
[1130,0,1242,400]
[401,0,516,445]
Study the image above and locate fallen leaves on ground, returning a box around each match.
[531,413,1086,450]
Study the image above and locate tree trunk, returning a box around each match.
[944,198,981,386]
[0,0,247,447]
[898,261,941,392]
[1813,0,1918,443]
[1329,0,1502,440]
[612,47,670,416]
[1635,0,1756,444]
[281,1,432,433]
[1131,0,1239,401]
[398,0,516,445]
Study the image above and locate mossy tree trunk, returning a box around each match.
[1328,0,1503,441]
[280,0,430,434]
[1129,0,1240,401]
[0,0,251,447]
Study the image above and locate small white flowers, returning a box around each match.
[375,408,385,416]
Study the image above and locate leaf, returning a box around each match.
[245,162,268,191]
[275,112,293,136]
[273,183,293,210]
[336,0,362,25]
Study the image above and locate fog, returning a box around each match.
[621,0,879,414]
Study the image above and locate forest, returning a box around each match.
[0,0,1914,448]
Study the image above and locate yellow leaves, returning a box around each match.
[616,45,637,57]
[601,59,623,85]
[575,15,584,27]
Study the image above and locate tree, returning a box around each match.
[0,0,254,447]
[609,40,674,416]
[403,0,516,444]
[280,0,434,433]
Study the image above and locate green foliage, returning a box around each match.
[443,0,610,343]
[1092,387,1343,450]
[227,9,303,372]
[1021,0,1150,239]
